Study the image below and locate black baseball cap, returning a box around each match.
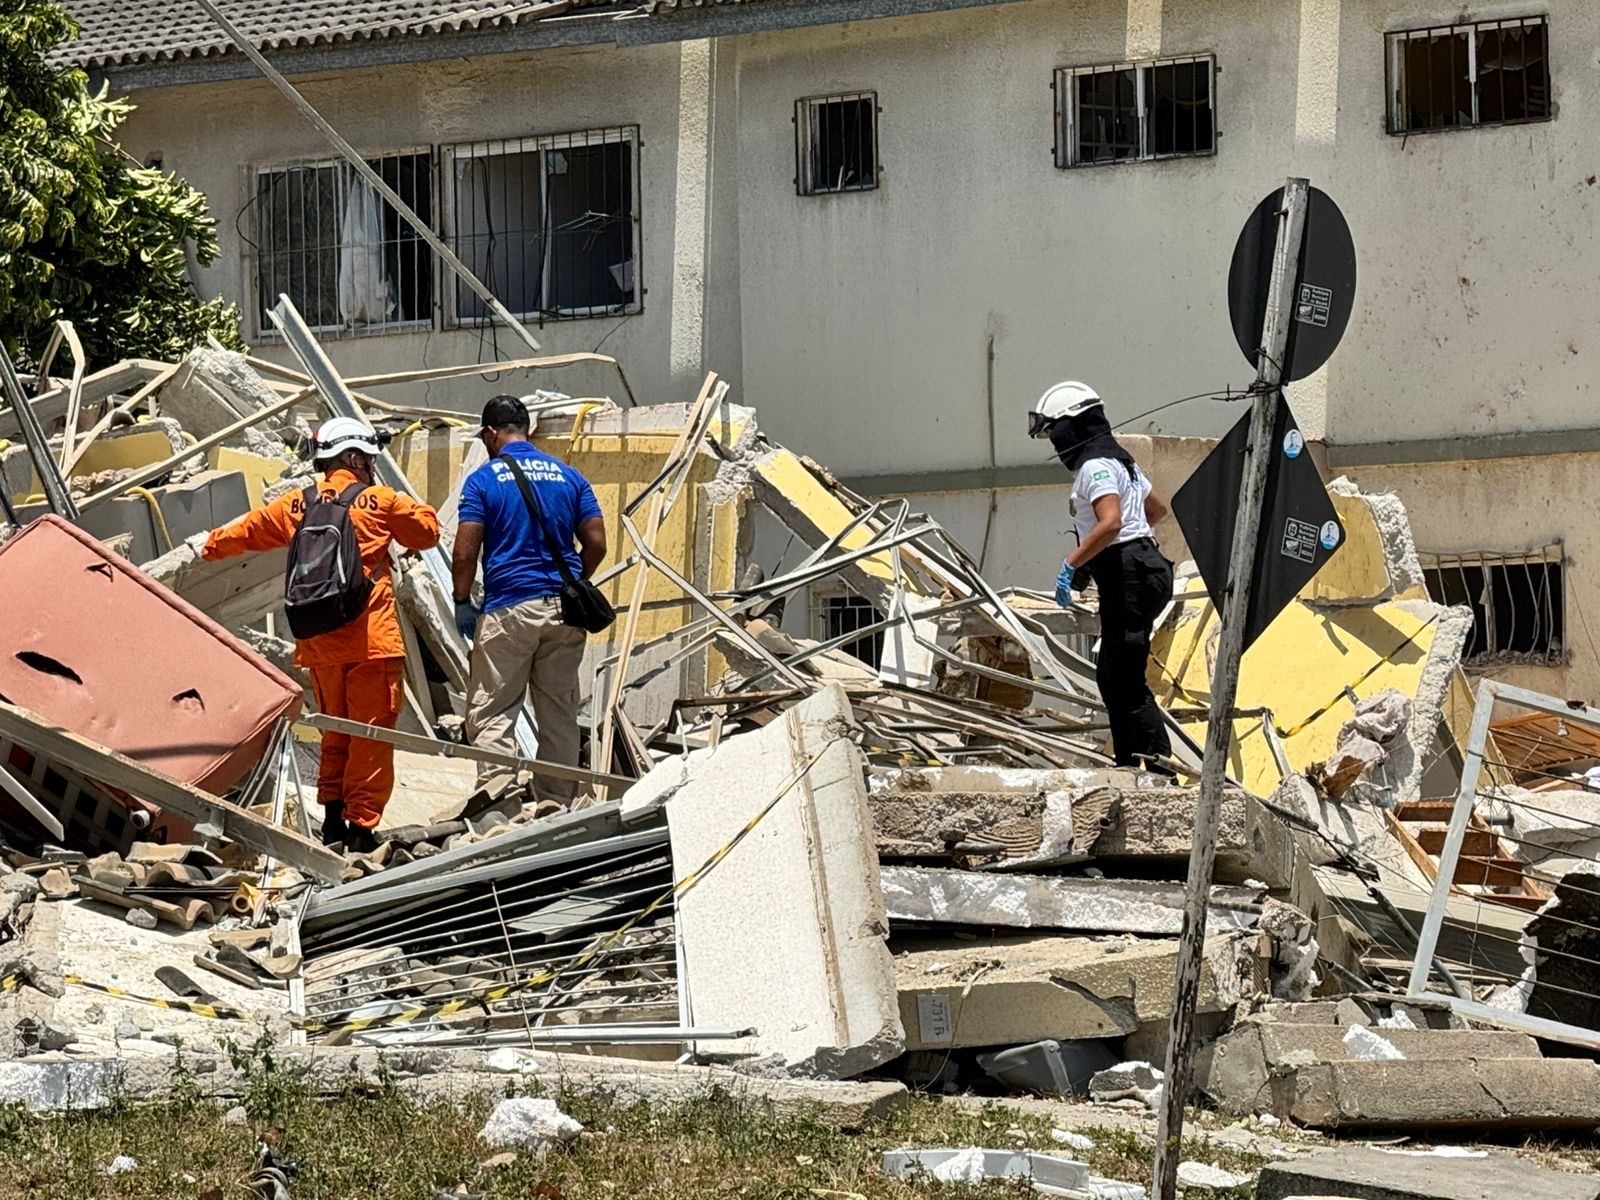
[478,394,530,434]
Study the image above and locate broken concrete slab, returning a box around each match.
[1257,1146,1600,1200]
[1305,479,1427,608]
[867,765,1271,879]
[894,932,1252,1051]
[879,866,1261,935]
[1260,1056,1600,1131]
[1197,1018,1543,1117]
[667,683,902,1076]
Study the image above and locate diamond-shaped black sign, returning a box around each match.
[1171,400,1344,652]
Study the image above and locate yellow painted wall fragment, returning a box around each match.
[1152,582,1447,797]
[208,446,289,508]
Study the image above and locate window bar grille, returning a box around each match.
[444,126,640,326]
[1387,16,1550,135]
[795,92,879,196]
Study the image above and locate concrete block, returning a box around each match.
[894,932,1251,1051]
[159,348,289,444]
[667,684,902,1077]
[880,866,1260,935]
[1268,1057,1600,1131]
[153,470,251,545]
[1198,1019,1542,1116]
[1258,1146,1600,1200]
[867,766,1269,878]
[0,1059,123,1111]
[144,537,288,629]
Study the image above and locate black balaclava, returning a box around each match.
[1049,406,1137,474]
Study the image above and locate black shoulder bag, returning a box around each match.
[498,453,616,634]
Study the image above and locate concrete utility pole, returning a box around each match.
[195,0,543,356]
[1151,177,1309,1200]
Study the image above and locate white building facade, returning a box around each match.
[73,0,1598,693]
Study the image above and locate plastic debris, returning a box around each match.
[100,1155,137,1176]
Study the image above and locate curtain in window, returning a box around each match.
[337,167,394,325]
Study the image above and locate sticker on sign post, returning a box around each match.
[1283,430,1304,459]
[1296,283,1332,328]
[1320,520,1342,551]
[1281,518,1318,564]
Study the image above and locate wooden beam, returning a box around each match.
[0,700,344,883]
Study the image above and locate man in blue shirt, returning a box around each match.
[451,395,607,808]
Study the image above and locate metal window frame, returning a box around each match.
[1418,543,1566,668]
[1385,15,1552,136]
[438,124,643,326]
[1054,54,1217,169]
[251,147,438,340]
[811,589,887,669]
[794,90,882,196]
[1407,679,1600,1053]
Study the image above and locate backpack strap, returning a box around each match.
[336,481,370,507]
[497,453,578,587]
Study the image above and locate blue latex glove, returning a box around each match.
[1054,561,1076,608]
[454,599,482,641]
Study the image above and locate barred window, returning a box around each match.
[1055,56,1215,168]
[254,151,433,336]
[1386,17,1551,134]
[796,93,879,195]
[818,594,885,669]
[443,127,640,323]
[1421,546,1566,667]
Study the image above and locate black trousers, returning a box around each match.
[1085,538,1174,768]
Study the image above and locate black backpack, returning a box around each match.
[283,482,374,639]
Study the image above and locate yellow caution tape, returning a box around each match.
[12,749,830,1036]
[61,975,252,1023]
[296,743,831,1036]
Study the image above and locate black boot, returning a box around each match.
[320,800,348,846]
[344,823,379,855]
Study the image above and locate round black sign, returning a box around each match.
[1227,186,1356,382]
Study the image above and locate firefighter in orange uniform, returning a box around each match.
[199,418,440,852]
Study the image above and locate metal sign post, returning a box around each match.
[1151,177,1309,1200]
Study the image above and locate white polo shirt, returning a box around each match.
[1071,457,1154,548]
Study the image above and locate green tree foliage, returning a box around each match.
[0,1,243,368]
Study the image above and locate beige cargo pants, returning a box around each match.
[465,597,586,803]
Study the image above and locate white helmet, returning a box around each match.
[312,417,381,462]
[1028,381,1101,439]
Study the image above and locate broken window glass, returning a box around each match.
[447,129,640,322]
[1388,17,1551,134]
[1056,57,1215,168]
[797,93,878,195]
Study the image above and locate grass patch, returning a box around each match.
[0,1050,1277,1200]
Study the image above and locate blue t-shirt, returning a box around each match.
[458,442,603,613]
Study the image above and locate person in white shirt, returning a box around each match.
[1029,380,1175,771]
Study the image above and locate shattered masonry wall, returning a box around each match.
[1150,481,1474,799]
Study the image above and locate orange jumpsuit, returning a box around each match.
[202,469,441,829]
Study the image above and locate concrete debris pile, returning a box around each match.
[0,320,1598,1176]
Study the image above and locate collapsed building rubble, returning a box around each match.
[0,319,1595,1179]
